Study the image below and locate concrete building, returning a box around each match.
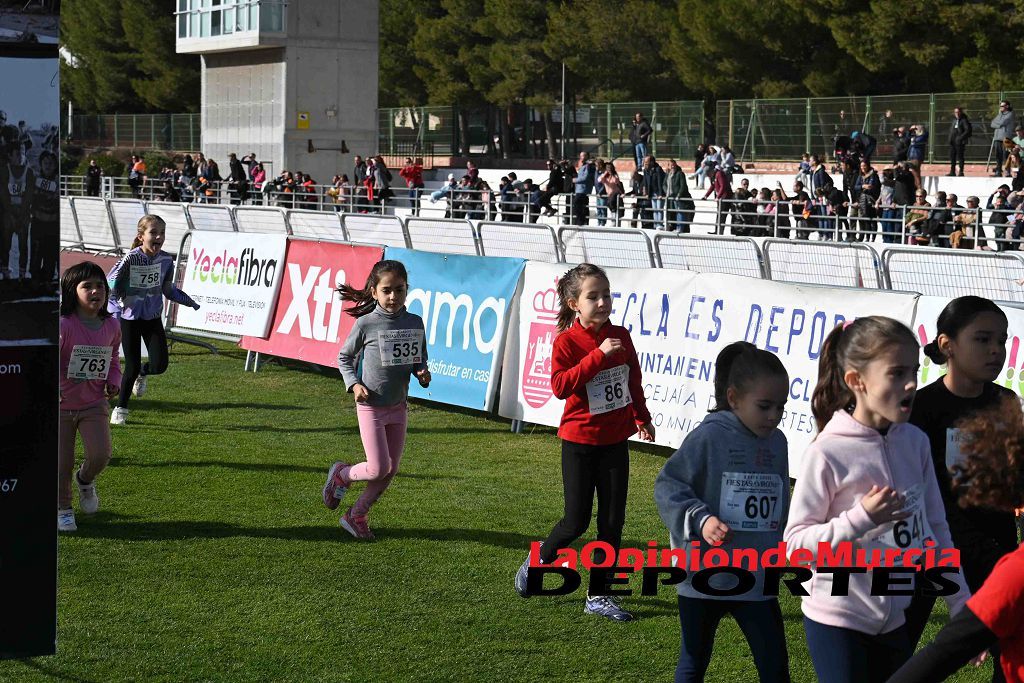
[175,0,378,183]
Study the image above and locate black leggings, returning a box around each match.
[118,317,169,408]
[540,439,629,568]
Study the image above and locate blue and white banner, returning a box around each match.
[499,262,919,469]
[385,248,525,411]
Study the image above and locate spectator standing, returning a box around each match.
[399,157,424,216]
[876,168,899,243]
[780,180,811,240]
[629,112,652,170]
[127,155,146,199]
[665,159,692,233]
[373,156,393,211]
[693,143,706,173]
[850,130,876,164]
[642,156,666,229]
[990,194,1013,250]
[949,107,973,177]
[892,126,911,164]
[990,100,1016,177]
[703,167,734,235]
[907,125,929,188]
[227,153,249,205]
[539,159,562,217]
[571,151,597,226]
[854,160,880,242]
[599,166,624,224]
[85,159,102,197]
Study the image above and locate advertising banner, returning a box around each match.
[499,263,919,468]
[175,232,288,337]
[240,240,384,366]
[385,247,525,411]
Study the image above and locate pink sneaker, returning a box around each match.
[340,507,375,540]
[321,462,351,510]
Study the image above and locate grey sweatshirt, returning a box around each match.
[337,305,428,407]
[654,410,790,600]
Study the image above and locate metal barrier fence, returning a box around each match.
[64,113,201,151]
[717,91,1024,163]
[62,195,1024,302]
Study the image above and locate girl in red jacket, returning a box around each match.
[514,263,655,622]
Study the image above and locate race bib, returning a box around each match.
[586,364,631,415]
[67,345,112,381]
[866,484,935,552]
[719,472,785,531]
[378,329,424,367]
[130,264,161,290]
[945,428,966,472]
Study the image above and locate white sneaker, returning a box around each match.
[132,374,148,397]
[58,509,77,532]
[77,470,99,514]
[110,407,128,425]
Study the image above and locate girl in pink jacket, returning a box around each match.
[784,316,969,683]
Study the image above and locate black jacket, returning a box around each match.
[949,115,973,145]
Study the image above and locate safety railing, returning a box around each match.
[61,196,1024,302]
[654,234,766,278]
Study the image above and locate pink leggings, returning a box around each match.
[58,403,112,509]
[345,401,408,517]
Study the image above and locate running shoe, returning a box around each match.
[584,595,635,622]
[132,374,148,398]
[58,509,77,532]
[339,507,374,540]
[109,407,128,425]
[321,461,351,510]
[515,550,533,598]
[76,470,99,514]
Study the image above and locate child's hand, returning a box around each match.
[637,422,655,441]
[861,485,911,525]
[105,384,119,398]
[702,516,732,545]
[352,384,370,403]
[415,368,431,387]
[970,650,990,667]
[599,338,623,356]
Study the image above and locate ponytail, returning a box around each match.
[133,214,166,250]
[923,340,946,365]
[555,263,608,333]
[811,325,854,432]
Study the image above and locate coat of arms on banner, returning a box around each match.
[522,281,559,408]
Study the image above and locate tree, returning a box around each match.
[379,0,437,108]
[61,0,199,113]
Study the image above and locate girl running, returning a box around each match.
[107,214,200,425]
[321,259,430,540]
[655,341,791,683]
[58,262,122,531]
[904,296,1018,682]
[784,316,970,683]
[514,263,655,622]
[889,395,1024,683]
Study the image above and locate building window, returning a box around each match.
[175,0,286,40]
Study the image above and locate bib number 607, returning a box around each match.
[745,494,777,520]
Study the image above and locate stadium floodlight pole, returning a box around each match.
[560,61,566,160]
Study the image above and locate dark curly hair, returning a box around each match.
[952,394,1024,511]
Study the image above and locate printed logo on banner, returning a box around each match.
[522,281,559,408]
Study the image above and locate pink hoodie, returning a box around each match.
[784,409,969,635]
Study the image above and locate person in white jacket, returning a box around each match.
[785,316,970,683]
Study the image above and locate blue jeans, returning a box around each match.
[634,142,648,169]
[804,617,911,683]
[675,596,789,683]
[651,197,665,228]
[880,208,899,243]
[596,195,607,226]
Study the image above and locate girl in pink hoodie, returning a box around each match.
[785,316,969,683]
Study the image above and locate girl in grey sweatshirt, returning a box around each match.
[655,342,791,683]
[320,259,430,540]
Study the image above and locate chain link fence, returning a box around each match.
[717,91,1024,163]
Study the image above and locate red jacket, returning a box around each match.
[399,164,424,188]
[551,319,651,445]
[703,169,733,200]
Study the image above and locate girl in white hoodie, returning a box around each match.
[784,316,970,683]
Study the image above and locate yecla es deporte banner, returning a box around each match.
[176,232,288,337]
[385,247,525,411]
[499,262,918,468]
[240,240,384,366]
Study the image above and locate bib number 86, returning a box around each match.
[745,495,778,520]
[604,382,624,402]
[392,341,420,359]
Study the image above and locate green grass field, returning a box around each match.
[5,342,994,682]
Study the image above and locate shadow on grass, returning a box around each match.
[132,401,305,413]
[14,657,101,683]
[108,459,447,479]
[141,424,351,436]
[71,520,535,548]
